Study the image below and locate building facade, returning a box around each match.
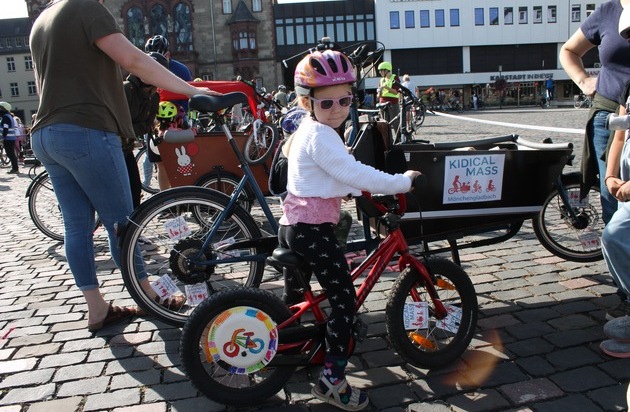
[0,18,36,123]
[372,0,608,107]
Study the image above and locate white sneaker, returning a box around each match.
[138,236,157,251]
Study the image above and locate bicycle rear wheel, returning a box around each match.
[244,122,279,165]
[120,186,268,326]
[386,257,477,368]
[180,288,295,407]
[533,178,603,262]
[28,172,64,242]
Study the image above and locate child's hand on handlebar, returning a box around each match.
[404,170,422,180]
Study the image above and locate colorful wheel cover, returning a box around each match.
[205,306,278,374]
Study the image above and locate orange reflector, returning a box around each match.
[409,332,436,349]
[436,278,455,290]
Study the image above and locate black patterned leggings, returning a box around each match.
[279,223,356,357]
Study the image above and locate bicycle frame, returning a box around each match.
[274,193,447,356]
[189,120,279,267]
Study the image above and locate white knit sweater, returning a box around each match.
[286,117,412,198]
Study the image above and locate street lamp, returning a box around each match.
[499,65,503,109]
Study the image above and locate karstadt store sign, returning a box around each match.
[490,72,554,81]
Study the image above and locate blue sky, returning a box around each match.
[3,0,28,19]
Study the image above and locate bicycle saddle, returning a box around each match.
[189,92,249,114]
[267,247,309,270]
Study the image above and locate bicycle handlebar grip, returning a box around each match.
[163,129,195,143]
[413,174,428,191]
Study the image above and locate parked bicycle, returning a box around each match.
[180,176,478,407]
[574,93,593,108]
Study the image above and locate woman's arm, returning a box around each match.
[605,105,627,199]
[559,28,597,96]
[95,32,220,98]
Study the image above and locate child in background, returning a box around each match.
[280,49,420,411]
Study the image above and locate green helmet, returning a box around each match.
[378,61,392,72]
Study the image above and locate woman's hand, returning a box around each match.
[613,180,630,202]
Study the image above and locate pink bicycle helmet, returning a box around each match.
[294,50,356,96]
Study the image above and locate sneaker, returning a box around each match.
[606,301,630,320]
[604,316,630,342]
[138,236,157,251]
[7,169,18,174]
[600,339,630,358]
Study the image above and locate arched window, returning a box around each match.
[174,3,193,51]
[126,6,145,48]
[150,4,168,37]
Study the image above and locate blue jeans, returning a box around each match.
[601,140,630,301]
[31,124,146,290]
[591,110,618,223]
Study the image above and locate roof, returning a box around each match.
[227,0,258,24]
[0,18,32,38]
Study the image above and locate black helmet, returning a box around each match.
[145,35,169,55]
[148,52,168,68]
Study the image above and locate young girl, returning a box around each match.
[280,49,420,411]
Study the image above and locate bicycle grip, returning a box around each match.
[163,129,195,143]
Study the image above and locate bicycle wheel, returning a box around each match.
[180,287,295,407]
[28,172,64,242]
[413,103,425,128]
[244,122,279,165]
[135,147,159,194]
[533,178,603,262]
[195,171,254,213]
[120,186,267,326]
[386,257,478,368]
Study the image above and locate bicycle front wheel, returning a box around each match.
[413,103,425,128]
[28,172,65,242]
[244,122,279,165]
[120,186,267,326]
[533,179,603,262]
[386,257,478,368]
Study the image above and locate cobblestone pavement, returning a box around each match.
[1,107,628,412]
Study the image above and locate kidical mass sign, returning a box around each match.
[443,154,505,204]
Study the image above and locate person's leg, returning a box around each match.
[31,127,111,324]
[602,202,630,301]
[591,110,618,224]
[124,150,142,209]
[3,139,19,171]
[281,223,368,409]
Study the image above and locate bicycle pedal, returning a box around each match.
[352,317,368,342]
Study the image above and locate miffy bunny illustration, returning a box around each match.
[175,146,194,176]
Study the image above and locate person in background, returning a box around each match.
[545,77,555,101]
[0,101,19,174]
[282,49,421,410]
[401,74,416,98]
[274,85,289,108]
[377,61,401,140]
[29,0,220,332]
[123,51,167,209]
[559,0,630,319]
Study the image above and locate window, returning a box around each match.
[504,7,513,25]
[10,82,19,97]
[450,9,459,27]
[24,56,33,71]
[222,0,231,14]
[390,11,400,29]
[420,10,430,28]
[519,7,528,24]
[405,11,415,28]
[586,4,596,17]
[6,57,15,72]
[533,6,542,23]
[571,4,581,22]
[547,6,557,23]
[15,37,22,47]
[27,81,36,95]
[474,8,484,26]
[435,9,445,27]
[252,0,261,12]
[489,8,499,25]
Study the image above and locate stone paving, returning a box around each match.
[1,107,628,412]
